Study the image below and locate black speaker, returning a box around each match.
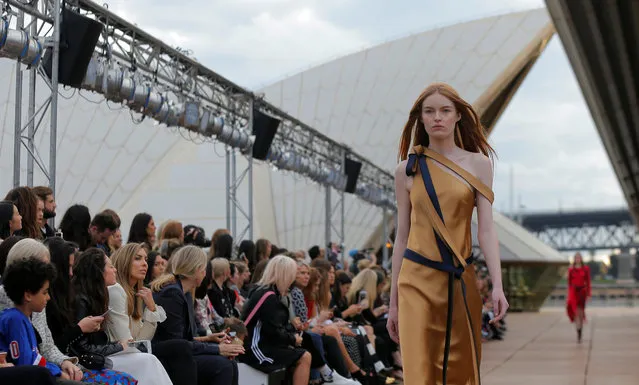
[43,8,104,87]
[344,157,362,194]
[252,108,281,160]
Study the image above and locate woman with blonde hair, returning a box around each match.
[346,269,380,312]
[388,82,508,385]
[108,243,196,385]
[152,245,242,385]
[240,255,312,385]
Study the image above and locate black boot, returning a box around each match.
[577,328,582,343]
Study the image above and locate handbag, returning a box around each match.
[69,345,113,370]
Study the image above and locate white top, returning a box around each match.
[106,283,166,342]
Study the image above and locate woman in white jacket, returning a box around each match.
[108,243,198,385]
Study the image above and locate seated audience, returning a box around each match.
[240,255,311,385]
[108,243,197,385]
[71,248,172,385]
[152,245,242,385]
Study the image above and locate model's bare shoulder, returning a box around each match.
[395,160,409,178]
[394,160,412,192]
[471,153,493,185]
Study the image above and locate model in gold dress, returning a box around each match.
[387,83,509,385]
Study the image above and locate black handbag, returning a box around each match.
[69,346,113,370]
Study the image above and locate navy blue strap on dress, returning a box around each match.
[417,156,455,267]
[405,153,418,176]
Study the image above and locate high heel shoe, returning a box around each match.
[351,370,370,385]
[577,328,582,343]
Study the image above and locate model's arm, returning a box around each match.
[389,161,411,313]
[474,154,508,321]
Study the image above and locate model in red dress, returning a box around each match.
[566,253,591,343]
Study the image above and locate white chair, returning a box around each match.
[237,363,287,385]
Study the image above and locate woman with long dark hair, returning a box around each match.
[387,83,508,385]
[0,200,22,240]
[213,233,234,260]
[59,205,92,251]
[144,251,167,286]
[238,240,256,273]
[127,213,156,250]
[72,248,172,385]
[4,187,39,239]
[566,252,591,343]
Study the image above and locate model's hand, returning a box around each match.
[386,305,399,343]
[490,287,509,324]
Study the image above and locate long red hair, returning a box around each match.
[398,82,495,161]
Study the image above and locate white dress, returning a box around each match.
[105,283,173,385]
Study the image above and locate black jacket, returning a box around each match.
[207,281,239,319]
[153,280,221,355]
[241,285,297,348]
[68,295,123,357]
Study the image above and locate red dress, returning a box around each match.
[566,265,591,322]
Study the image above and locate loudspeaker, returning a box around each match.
[344,157,362,194]
[43,8,104,87]
[252,108,281,160]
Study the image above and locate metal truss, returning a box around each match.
[226,146,254,242]
[3,0,395,248]
[530,224,639,252]
[3,0,60,193]
[325,185,345,264]
[70,0,395,209]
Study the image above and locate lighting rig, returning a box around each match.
[1,0,396,248]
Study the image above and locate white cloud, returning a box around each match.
[104,0,367,87]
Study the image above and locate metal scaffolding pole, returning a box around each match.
[339,155,346,266]
[226,146,231,231]
[26,15,37,187]
[325,177,346,265]
[5,0,61,201]
[247,102,254,241]
[13,11,24,187]
[231,148,237,237]
[325,186,331,248]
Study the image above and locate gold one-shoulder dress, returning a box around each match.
[398,145,494,385]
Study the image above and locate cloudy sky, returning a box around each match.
[104,0,626,215]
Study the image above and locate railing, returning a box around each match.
[544,283,639,308]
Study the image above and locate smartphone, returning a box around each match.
[99,308,112,318]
